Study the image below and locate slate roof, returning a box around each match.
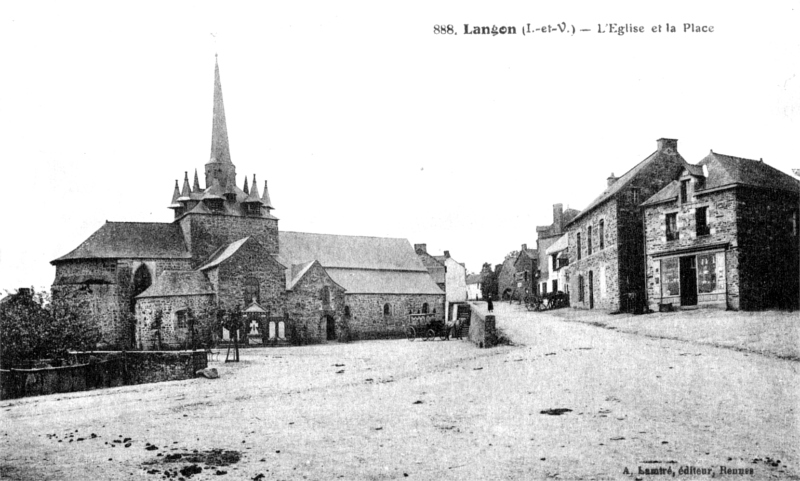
[641,180,680,206]
[567,148,688,227]
[466,274,483,285]
[198,237,250,270]
[136,270,215,298]
[52,222,190,263]
[698,151,800,193]
[278,231,443,295]
[544,233,569,255]
[286,261,316,290]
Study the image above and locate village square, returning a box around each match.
[2,3,800,480]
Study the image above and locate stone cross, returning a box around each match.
[249,319,260,335]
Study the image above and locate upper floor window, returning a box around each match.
[587,226,593,255]
[175,309,188,329]
[680,180,690,203]
[599,220,605,249]
[576,233,582,260]
[696,207,709,236]
[631,188,640,205]
[666,213,679,241]
[551,254,557,271]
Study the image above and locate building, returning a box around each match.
[643,151,799,311]
[565,138,688,311]
[535,204,579,295]
[544,233,570,296]
[415,244,446,292]
[432,251,468,320]
[512,244,538,301]
[497,256,518,300]
[50,58,444,349]
[466,273,483,300]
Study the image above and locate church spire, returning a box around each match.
[178,172,191,201]
[169,180,181,208]
[262,180,274,210]
[242,175,249,195]
[192,169,201,192]
[209,55,231,165]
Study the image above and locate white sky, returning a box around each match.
[1,1,798,291]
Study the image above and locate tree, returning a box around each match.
[0,288,100,367]
[479,263,498,301]
[504,250,520,261]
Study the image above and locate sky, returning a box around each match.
[1,1,798,292]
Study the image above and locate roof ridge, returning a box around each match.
[281,230,408,241]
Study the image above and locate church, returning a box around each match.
[50,58,444,349]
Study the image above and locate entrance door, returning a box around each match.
[679,256,698,306]
[325,315,336,341]
[588,271,594,309]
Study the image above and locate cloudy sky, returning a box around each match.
[1,1,798,291]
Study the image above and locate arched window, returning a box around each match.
[244,277,260,305]
[599,220,605,250]
[321,286,331,306]
[344,305,351,317]
[175,309,188,329]
[422,303,429,314]
[131,264,152,312]
[383,303,391,316]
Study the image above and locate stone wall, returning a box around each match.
[345,293,445,339]
[285,263,346,343]
[214,239,285,313]
[567,198,620,310]
[467,308,496,348]
[135,294,216,350]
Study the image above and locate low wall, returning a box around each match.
[468,309,497,348]
[1,351,207,400]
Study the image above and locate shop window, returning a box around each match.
[697,254,717,293]
[660,258,680,296]
[666,213,679,241]
[696,207,709,236]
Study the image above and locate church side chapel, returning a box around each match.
[51,57,444,350]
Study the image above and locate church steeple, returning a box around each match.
[204,55,236,192]
[262,180,274,211]
[192,169,201,193]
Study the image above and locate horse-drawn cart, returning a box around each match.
[406,313,458,341]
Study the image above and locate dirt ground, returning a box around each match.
[1,303,798,480]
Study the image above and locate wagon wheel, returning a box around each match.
[406,326,416,341]
[425,329,435,341]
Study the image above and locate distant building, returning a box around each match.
[466,273,483,300]
[565,138,687,311]
[536,204,579,295]
[512,244,538,300]
[544,233,570,296]
[497,256,518,300]
[416,244,468,320]
[643,151,799,310]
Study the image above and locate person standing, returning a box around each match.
[487,295,494,313]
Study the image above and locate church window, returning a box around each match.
[175,310,188,329]
[321,286,331,306]
[383,303,391,316]
[422,303,429,314]
[344,306,351,317]
[244,277,260,305]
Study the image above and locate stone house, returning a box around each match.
[466,273,482,300]
[415,244,446,292]
[536,204,579,295]
[512,244,538,301]
[544,233,570,297]
[643,151,799,311]
[433,252,468,320]
[51,58,443,349]
[565,138,688,311]
[497,256,518,300]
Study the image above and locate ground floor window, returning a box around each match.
[175,309,188,329]
[697,253,717,293]
[660,257,680,296]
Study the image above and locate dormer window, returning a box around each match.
[680,180,690,203]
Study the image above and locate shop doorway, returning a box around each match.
[680,256,698,306]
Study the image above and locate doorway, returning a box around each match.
[325,315,336,341]
[679,256,698,306]
[588,271,594,309]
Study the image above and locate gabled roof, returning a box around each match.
[466,273,483,285]
[544,233,569,255]
[52,222,190,263]
[286,260,315,290]
[198,237,250,270]
[642,180,680,206]
[567,148,687,226]
[278,232,429,272]
[698,151,800,194]
[136,270,215,298]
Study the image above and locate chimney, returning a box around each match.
[521,244,527,252]
[553,203,564,233]
[414,243,427,254]
[607,173,617,187]
[656,138,678,153]
[444,250,451,258]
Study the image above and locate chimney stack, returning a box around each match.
[656,138,678,153]
[553,203,564,233]
[607,173,617,187]
[444,250,451,258]
[414,243,427,254]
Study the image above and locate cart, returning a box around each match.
[406,314,452,341]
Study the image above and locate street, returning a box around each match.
[1,303,798,480]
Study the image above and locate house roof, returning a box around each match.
[642,180,680,206]
[324,269,444,295]
[52,222,190,264]
[279,231,429,272]
[698,151,800,194]
[466,273,483,285]
[278,231,443,295]
[544,233,569,255]
[567,148,688,226]
[136,270,215,298]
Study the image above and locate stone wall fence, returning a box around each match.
[0,350,207,400]
[467,305,497,348]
